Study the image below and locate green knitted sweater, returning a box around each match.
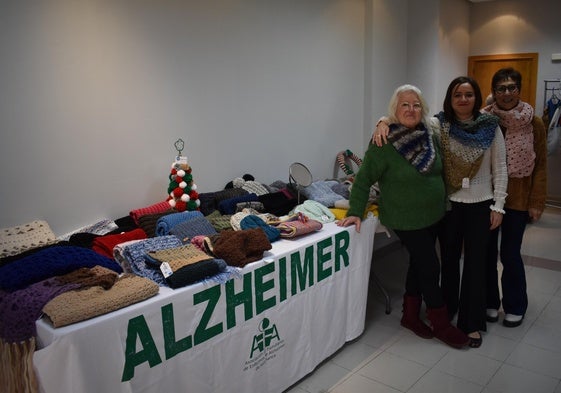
[347,138,446,231]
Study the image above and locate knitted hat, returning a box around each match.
[293,200,336,223]
[240,215,281,242]
[169,216,217,243]
[0,220,58,258]
[205,228,271,267]
[240,180,269,196]
[91,228,148,259]
[155,210,204,237]
[42,274,159,328]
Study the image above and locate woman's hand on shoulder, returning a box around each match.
[372,117,390,147]
[337,216,362,232]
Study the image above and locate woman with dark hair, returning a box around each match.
[373,77,508,348]
[483,67,547,328]
[435,76,507,348]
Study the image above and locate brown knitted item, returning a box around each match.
[42,274,159,328]
[208,228,271,267]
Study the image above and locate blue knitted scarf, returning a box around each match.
[387,122,436,174]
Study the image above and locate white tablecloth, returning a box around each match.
[34,217,377,393]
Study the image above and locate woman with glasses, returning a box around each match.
[339,84,470,349]
[372,77,508,348]
[483,67,547,328]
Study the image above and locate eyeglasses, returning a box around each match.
[494,84,519,94]
[399,102,422,111]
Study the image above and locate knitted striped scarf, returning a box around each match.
[387,122,436,174]
[435,112,498,194]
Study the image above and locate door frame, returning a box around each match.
[468,52,539,108]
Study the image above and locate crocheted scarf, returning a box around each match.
[487,101,535,177]
[387,123,436,174]
[0,266,119,393]
[435,112,498,194]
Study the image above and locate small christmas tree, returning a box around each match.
[166,139,200,212]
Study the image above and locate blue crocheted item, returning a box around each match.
[300,181,345,207]
[156,210,204,236]
[169,217,217,243]
[240,215,281,242]
[0,246,122,292]
[117,236,182,286]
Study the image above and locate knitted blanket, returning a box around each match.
[0,220,58,259]
[0,246,123,292]
[42,274,159,328]
[0,266,120,393]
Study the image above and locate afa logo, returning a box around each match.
[249,318,281,359]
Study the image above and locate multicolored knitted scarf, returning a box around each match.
[387,122,436,174]
[486,101,535,177]
[435,112,498,194]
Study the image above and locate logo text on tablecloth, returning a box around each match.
[121,230,350,382]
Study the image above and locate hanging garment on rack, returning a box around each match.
[547,106,561,156]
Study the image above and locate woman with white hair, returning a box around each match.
[338,84,469,349]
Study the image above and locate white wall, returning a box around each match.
[365,0,408,139]
[469,0,561,114]
[1,0,558,236]
[0,0,366,235]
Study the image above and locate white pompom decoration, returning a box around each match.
[168,199,176,207]
[191,184,197,190]
[177,169,186,177]
[179,181,187,188]
[181,194,190,202]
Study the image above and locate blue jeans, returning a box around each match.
[486,208,529,316]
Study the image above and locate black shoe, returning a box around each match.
[486,308,499,323]
[503,314,524,328]
[468,332,482,348]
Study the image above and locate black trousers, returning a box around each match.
[394,222,444,309]
[440,200,492,334]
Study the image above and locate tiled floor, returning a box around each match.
[286,207,561,393]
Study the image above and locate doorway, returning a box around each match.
[467,52,538,108]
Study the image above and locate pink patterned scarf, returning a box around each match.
[487,101,535,178]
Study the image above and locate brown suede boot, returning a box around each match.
[426,306,469,349]
[401,294,433,339]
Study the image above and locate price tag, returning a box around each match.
[160,262,173,278]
